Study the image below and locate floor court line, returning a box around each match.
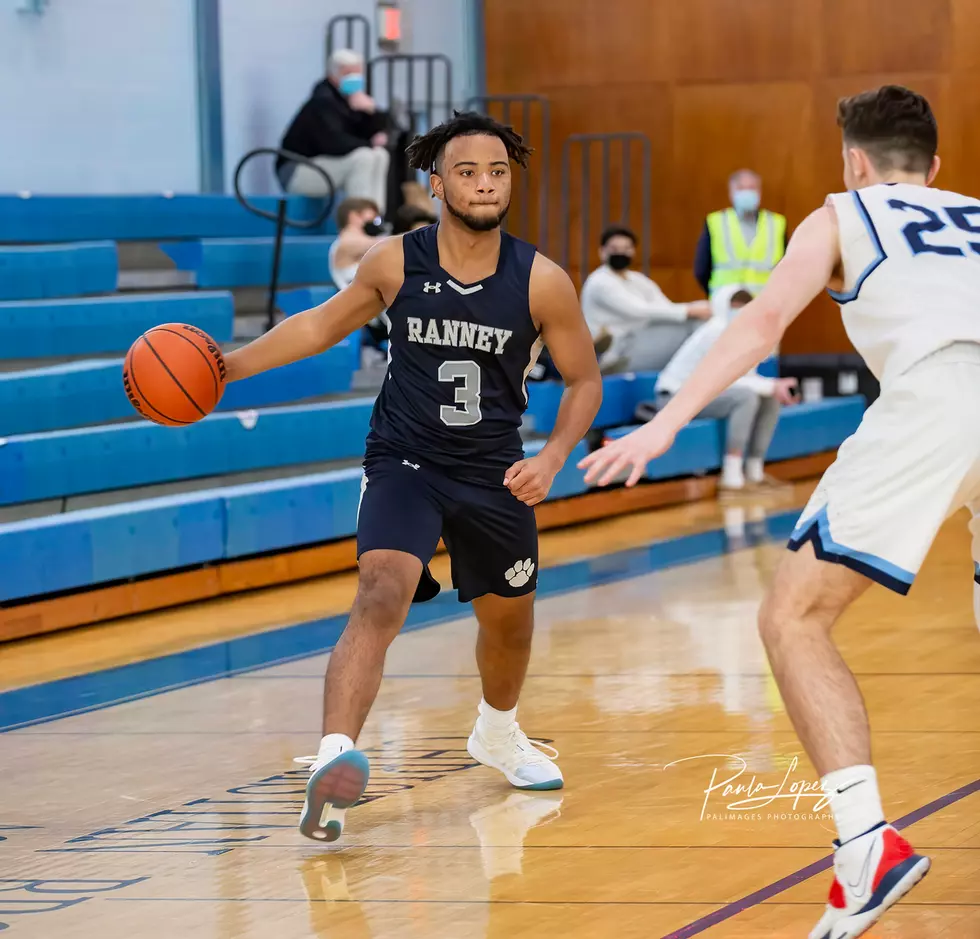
[661,776,980,939]
[227,670,978,679]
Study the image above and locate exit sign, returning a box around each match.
[378,1,401,50]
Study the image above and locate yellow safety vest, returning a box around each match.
[707,208,786,294]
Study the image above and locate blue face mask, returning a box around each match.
[732,188,760,215]
[338,73,365,97]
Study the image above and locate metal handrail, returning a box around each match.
[560,132,652,278]
[233,148,336,331]
[325,14,371,68]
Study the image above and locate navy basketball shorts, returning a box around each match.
[356,453,538,603]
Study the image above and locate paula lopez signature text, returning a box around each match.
[665,753,832,821]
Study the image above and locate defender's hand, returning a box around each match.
[578,420,677,488]
[504,452,562,506]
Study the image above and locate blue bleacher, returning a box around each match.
[0,339,359,436]
[0,439,591,602]
[223,467,364,559]
[277,285,339,316]
[604,396,864,481]
[0,491,226,601]
[0,291,233,359]
[765,397,864,460]
[0,398,375,506]
[0,242,118,301]
[0,390,865,600]
[162,237,336,288]
[525,371,660,435]
[524,358,780,435]
[0,194,336,243]
[604,417,723,479]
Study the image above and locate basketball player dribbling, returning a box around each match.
[223,113,603,843]
[581,85,980,938]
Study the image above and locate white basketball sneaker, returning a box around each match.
[294,749,370,843]
[809,822,930,939]
[467,717,563,791]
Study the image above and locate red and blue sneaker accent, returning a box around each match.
[809,822,931,939]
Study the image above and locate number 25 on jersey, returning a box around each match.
[888,198,980,258]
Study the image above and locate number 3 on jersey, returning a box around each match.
[439,360,482,426]
[888,198,980,257]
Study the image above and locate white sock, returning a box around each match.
[316,733,354,765]
[722,454,745,488]
[745,457,765,484]
[822,764,885,844]
[478,698,517,736]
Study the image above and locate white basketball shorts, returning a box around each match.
[788,342,980,594]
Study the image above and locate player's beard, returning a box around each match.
[444,193,511,232]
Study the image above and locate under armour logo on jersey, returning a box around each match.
[423,282,442,294]
[402,460,420,470]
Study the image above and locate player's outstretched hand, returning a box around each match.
[504,452,561,507]
[578,420,677,488]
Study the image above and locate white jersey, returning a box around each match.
[829,182,980,385]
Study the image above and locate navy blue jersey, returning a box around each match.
[366,224,542,479]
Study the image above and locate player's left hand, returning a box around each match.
[578,419,677,488]
[504,453,562,506]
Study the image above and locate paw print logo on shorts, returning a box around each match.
[505,559,535,588]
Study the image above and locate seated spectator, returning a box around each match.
[329,197,385,290]
[392,204,437,235]
[581,226,711,374]
[328,197,389,366]
[653,286,799,491]
[276,50,390,212]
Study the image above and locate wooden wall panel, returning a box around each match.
[819,0,951,77]
[484,0,980,354]
[666,0,817,84]
[951,0,980,72]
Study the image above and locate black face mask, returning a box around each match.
[607,253,632,271]
[363,219,385,236]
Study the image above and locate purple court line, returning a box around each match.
[660,776,980,939]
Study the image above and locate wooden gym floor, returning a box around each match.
[0,482,977,938]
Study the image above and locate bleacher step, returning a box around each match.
[0,458,362,526]
[117,270,195,291]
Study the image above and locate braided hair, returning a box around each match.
[406,111,533,175]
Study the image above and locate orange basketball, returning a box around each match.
[123,323,226,426]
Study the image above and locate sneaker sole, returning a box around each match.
[298,750,370,843]
[824,854,931,939]
[466,733,564,791]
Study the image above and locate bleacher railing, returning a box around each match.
[233,149,336,332]
[560,132,652,280]
[466,94,550,251]
[325,13,372,68]
[367,53,453,133]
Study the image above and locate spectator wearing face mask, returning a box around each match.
[276,50,390,212]
[329,197,385,290]
[328,197,389,367]
[581,225,711,374]
[694,170,787,297]
[652,286,800,491]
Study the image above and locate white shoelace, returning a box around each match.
[493,724,559,765]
